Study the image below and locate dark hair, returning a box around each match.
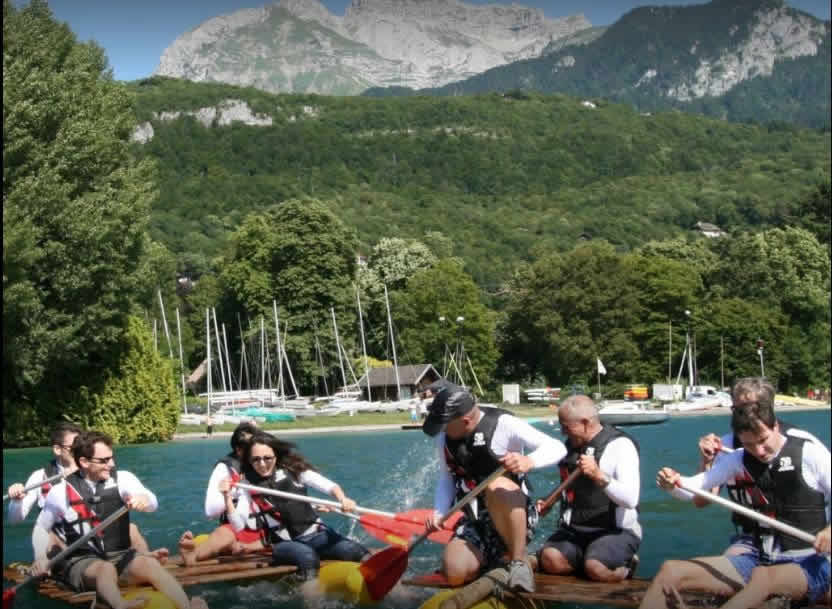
[731,400,776,436]
[241,431,316,482]
[50,422,83,447]
[72,431,113,467]
[231,422,258,451]
[731,377,775,410]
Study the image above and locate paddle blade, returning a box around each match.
[3,586,18,609]
[358,514,411,547]
[358,545,408,601]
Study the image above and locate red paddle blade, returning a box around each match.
[357,514,411,547]
[3,586,18,609]
[358,545,409,601]
[396,510,461,544]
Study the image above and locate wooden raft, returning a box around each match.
[4,555,296,606]
[404,572,805,609]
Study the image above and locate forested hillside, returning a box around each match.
[130,77,830,287]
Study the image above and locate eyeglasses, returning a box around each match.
[731,401,759,410]
[58,444,74,451]
[250,456,275,465]
[87,455,115,464]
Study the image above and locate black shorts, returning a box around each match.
[540,525,640,572]
[452,499,538,570]
[52,548,137,592]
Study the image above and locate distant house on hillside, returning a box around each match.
[694,221,726,238]
[581,100,597,109]
[357,363,441,401]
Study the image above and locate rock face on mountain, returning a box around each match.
[402,0,829,127]
[155,0,590,94]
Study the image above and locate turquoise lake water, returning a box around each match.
[3,410,830,609]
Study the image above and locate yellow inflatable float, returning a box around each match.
[318,561,375,605]
[418,588,522,609]
[123,588,177,609]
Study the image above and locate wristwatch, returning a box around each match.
[598,473,611,489]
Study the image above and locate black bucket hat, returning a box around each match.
[422,381,475,436]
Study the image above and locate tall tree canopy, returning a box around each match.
[218,198,358,393]
[3,0,157,444]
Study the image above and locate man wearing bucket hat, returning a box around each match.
[423,380,566,593]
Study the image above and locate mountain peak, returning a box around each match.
[155,0,591,94]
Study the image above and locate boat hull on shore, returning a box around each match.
[597,401,669,426]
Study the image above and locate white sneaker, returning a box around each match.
[507,559,535,593]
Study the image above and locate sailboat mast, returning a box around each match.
[272,300,285,405]
[221,323,234,392]
[331,307,348,389]
[205,308,212,419]
[175,308,187,415]
[158,289,173,358]
[356,284,371,402]
[384,284,401,400]
[212,308,228,395]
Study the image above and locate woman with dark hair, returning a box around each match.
[226,431,369,579]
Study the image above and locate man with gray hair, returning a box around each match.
[538,395,641,582]
[423,380,566,593]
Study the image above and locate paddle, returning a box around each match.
[358,465,508,601]
[2,505,129,609]
[3,474,64,502]
[536,469,582,518]
[675,482,820,548]
[234,482,457,545]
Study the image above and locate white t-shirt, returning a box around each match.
[433,411,567,513]
[7,462,69,524]
[205,461,243,520]
[32,471,157,560]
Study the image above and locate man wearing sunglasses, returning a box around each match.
[31,431,207,609]
[7,422,166,564]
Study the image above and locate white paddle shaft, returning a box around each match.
[678,482,815,545]
[3,473,64,502]
[234,482,395,519]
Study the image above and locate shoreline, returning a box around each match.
[171,402,830,440]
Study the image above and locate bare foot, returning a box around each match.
[230,541,246,556]
[189,596,209,609]
[179,531,197,567]
[148,547,170,565]
[610,566,630,581]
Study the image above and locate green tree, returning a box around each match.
[394,259,498,390]
[218,198,358,393]
[88,316,180,443]
[3,0,156,444]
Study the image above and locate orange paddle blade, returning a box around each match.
[358,510,461,545]
[358,545,409,601]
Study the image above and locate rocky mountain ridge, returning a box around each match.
[155,0,590,94]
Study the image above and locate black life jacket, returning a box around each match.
[559,425,639,531]
[727,419,794,533]
[58,471,131,556]
[444,407,527,520]
[248,470,320,542]
[215,454,242,525]
[740,434,828,551]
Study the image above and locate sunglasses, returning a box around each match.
[87,455,115,464]
[250,456,276,464]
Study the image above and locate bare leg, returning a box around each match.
[539,546,575,575]
[126,554,201,609]
[442,538,484,586]
[585,559,629,583]
[719,564,808,609]
[179,527,261,566]
[82,560,147,609]
[638,556,744,609]
[485,478,527,562]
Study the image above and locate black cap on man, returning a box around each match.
[422,380,475,437]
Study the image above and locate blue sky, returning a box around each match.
[36,0,832,82]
